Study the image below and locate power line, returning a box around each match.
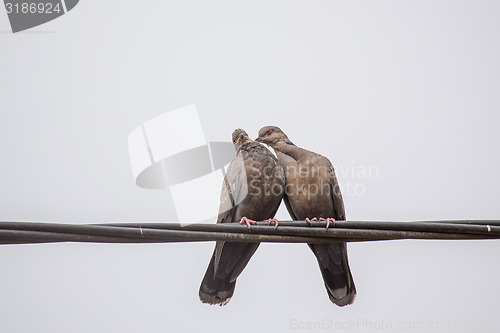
[0,220,498,245]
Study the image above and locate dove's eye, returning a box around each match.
[233,139,237,143]
[266,129,274,135]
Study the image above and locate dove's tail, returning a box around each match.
[309,242,356,306]
[199,242,259,306]
[199,254,236,306]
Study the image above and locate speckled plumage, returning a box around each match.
[256,126,356,307]
[199,129,285,305]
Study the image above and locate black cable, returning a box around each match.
[0,220,498,245]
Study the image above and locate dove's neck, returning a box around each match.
[236,139,253,151]
[273,140,307,161]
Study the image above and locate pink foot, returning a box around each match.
[265,218,279,229]
[319,218,336,229]
[305,217,318,225]
[239,217,257,229]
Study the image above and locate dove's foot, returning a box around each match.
[305,217,318,225]
[319,217,336,229]
[265,218,279,229]
[239,217,257,230]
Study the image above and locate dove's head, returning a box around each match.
[256,126,289,147]
[232,128,252,149]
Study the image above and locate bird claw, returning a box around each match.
[305,217,318,226]
[239,217,257,230]
[319,218,336,229]
[265,218,279,230]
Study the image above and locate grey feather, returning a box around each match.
[199,129,285,306]
[256,126,356,306]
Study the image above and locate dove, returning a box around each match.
[256,126,356,306]
[199,129,285,305]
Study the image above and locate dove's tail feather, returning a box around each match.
[199,254,236,306]
[199,242,259,306]
[309,242,356,307]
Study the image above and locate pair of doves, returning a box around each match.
[199,126,356,306]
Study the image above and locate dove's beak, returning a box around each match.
[255,137,263,142]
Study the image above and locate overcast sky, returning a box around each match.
[1,1,500,332]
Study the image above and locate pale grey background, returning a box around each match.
[1,1,500,332]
